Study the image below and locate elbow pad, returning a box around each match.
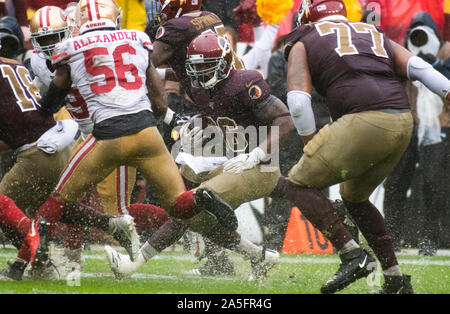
[407,56,450,99]
[286,90,316,136]
[39,81,71,114]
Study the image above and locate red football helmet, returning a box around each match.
[148,0,202,27]
[186,33,234,89]
[297,0,347,26]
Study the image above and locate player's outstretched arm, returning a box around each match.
[146,59,168,118]
[391,39,450,105]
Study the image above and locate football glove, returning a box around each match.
[179,122,203,154]
[223,147,268,173]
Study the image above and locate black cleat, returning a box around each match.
[321,248,376,294]
[194,188,238,231]
[29,218,51,269]
[0,260,27,281]
[372,274,414,294]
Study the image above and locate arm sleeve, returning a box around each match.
[407,55,450,99]
[287,90,316,136]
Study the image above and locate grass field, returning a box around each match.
[0,245,448,295]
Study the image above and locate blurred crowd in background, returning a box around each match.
[0,0,448,256]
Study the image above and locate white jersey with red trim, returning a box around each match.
[31,52,94,139]
[52,29,154,125]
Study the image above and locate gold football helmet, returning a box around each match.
[30,6,71,60]
[76,0,122,35]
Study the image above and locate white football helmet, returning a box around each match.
[29,6,71,60]
[76,0,122,35]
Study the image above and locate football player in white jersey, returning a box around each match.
[28,4,191,271]
[32,0,237,267]
[29,5,140,270]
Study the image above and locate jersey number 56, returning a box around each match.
[83,43,143,94]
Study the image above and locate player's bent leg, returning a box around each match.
[105,217,189,279]
[132,127,237,230]
[198,164,281,210]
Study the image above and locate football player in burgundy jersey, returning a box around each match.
[278,0,450,294]
[31,0,237,269]
[145,0,246,276]
[148,0,244,94]
[0,55,74,280]
[103,32,297,281]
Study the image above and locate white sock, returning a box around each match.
[339,240,360,254]
[383,265,402,276]
[236,237,263,260]
[125,243,157,274]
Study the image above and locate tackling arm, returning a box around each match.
[146,58,168,119]
[39,64,72,115]
[391,39,450,103]
[150,41,175,68]
[286,41,316,145]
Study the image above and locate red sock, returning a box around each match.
[128,203,170,230]
[17,241,30,262]
[35,196,65,224]
[172,190,200,220]
[0,195,31,236]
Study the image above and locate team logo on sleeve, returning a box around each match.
[248,85,262,100]
[155,26,165,39]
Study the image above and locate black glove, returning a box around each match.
[418,52,439,66]
[168,112,190,129]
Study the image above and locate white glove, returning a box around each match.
[179,122,203,154]
[223,147,268,173]
[37,119,79,154]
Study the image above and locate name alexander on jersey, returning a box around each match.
[72,31,140,51]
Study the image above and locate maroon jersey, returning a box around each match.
[285,21,410,121]
[190,69,272,155]
[0,57,55,150]
[155,11,225,92]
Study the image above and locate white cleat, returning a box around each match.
[104,245,138,279]
[108,215,140,262]
[248,249,279,282]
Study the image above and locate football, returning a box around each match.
[187,114,217,131]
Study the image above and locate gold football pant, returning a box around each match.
[288,111,413,202]
[0,146,71,216]
[70,136,136,215]
[55,127,186,213]
[181,163,281,233]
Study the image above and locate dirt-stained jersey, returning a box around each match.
[285,21,410,121]
[52,29,154,125]
[155,11,226,92]
[31,52,93,138]
[0,57,55,150]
